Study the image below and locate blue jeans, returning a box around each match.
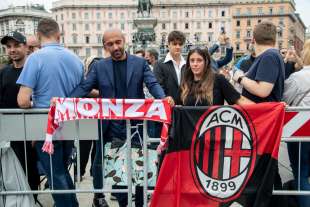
[147,121,161,138]
[287,142,310,207]
[36,141,78,207]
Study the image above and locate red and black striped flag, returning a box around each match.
[151,103,285,207]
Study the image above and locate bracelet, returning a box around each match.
[237,76,245,84]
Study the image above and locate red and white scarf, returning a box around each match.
[43,98,172,154]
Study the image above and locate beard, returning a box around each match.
[111,49,124,60]
[9,54,24,62]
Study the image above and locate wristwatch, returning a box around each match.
[237,76,245,84]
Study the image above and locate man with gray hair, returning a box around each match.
[145,48,159,69]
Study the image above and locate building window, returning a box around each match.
[197,22,201,29]
[97,23,101,30]
[236,20,240,27]
[194,33,201,42]
[108,12,112,19]
[72,13,76,19]
[85,48,91,57]
[269,7,273,14]
[15,19,25,33]
[173,23,177,30]
[73,48,79,55]
[72,23,76,31]
[236,31,240,39]
[278,30,283,38]
[208,10,212,17]
[120,13,125,19]
[208,33,213,42]
[236,8,241,15]
[278,41,283,49]
[236,43,240,51]
[96,12,101,19]
[196,10,201,18]
[162,23,166,30]
[258,7,263,15]
[161,12,166,18]
[109,23,113,28]
[221,11,225,17]
[85,36,90,44]
[246,30,251,37]
[246,8,251,15]
[84,12,89,19]
[97,48,102,57]
[279,7,284,14]
[279,18,284,27]
[85,24,89,31]
[185,23,189,29]
[173,11,177,18]
[55,15,58,21]
[247,19,251,26]
[61,24,64,33]
[121,23,125,30]
[72,34,77,44]
[208,22,212,29]
[97,34,102,43]
[185,12,189,18]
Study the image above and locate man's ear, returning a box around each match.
[36,33,41,43]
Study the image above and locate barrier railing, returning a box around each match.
[0,107,310,206]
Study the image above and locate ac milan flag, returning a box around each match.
[151,103,285,207]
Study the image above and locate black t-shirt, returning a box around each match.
[108,59,128,138]
[242,49,285,103]
[240,55,255,73]
[183,74,241,106]
[0,64,23,108]
[113,59,127,98]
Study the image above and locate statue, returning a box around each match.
[137,0,152,17]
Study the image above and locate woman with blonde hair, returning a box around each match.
[283,39,310,207]
[179,48,253,106]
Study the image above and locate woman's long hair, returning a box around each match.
[180,48,215,105]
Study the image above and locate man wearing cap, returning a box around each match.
[0,31,40,201]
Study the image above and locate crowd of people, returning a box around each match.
[0,17,310,207]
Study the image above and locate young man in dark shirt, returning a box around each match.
[233,22,285,103]
[233,21,286,207]
[0,31,40,200]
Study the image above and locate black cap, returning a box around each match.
[1,31,27,45]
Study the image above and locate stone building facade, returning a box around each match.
[0,5,52,56]
[231,0,306,56]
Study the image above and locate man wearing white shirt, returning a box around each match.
[154,31,186,101]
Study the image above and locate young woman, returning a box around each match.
[179,48,253,106]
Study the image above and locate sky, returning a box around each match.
[0,0,309,29]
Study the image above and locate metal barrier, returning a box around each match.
[0,107,310,206]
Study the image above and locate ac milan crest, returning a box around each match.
[190,106,257,203]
